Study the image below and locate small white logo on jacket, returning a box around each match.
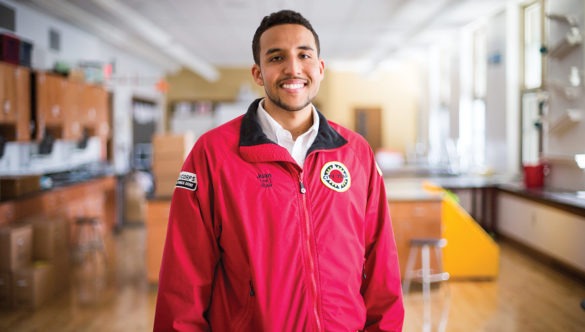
[176,171,198,191]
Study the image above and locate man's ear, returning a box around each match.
[251,64,264,86]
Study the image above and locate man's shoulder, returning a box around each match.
[201,115,243,140]
[194,115,244,151]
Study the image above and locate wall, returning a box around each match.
[166,63,420,155]
[167,67,262,102]
[543,0,585,191]
[320,64,420,153]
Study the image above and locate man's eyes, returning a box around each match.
[268,54,312,62]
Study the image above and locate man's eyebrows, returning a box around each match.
[265,45,315,55]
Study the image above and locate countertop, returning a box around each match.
[383,168,585,214]
[385,178,443,202]
[0,162,115,203]
[498,182,585,214]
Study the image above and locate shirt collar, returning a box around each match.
[256,98,320,143]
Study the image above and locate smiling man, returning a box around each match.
[154,10,404,332]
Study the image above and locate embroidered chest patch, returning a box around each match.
[320,161,351,192]
[257,173,273,188]
[176,171,198,191]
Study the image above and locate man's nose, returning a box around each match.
[283,57,302,75]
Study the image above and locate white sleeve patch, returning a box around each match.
[176,171,198,191]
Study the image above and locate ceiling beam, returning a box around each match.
[91,0,219,81]
[27,0,180,73]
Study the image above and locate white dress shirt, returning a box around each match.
[257,100,320,167]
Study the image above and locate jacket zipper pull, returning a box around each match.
[300,180,306,194]
[249,280,255,296]
[299,172,306,194]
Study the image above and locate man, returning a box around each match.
[154,9,404,331]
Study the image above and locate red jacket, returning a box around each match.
[154,99,404,331]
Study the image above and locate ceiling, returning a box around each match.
[20,0,518,81]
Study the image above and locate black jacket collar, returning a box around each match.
[239,98,347,153]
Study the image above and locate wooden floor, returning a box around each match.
[1,225,585,332]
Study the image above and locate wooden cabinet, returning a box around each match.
[146,199,170,284]
[497,192,585,273]
[35,73,109,143]
[0,62,30,141]
[0,176,117,231]
[389,199,442,277]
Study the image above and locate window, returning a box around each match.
[522,1,544,90]
[460,26,487,170]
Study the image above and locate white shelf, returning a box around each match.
[548,27,582,58]
[548,109,582,134]
[546,79,582,100]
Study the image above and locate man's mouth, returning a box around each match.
[281,83,305,89]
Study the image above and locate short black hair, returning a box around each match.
[252,10,320,65]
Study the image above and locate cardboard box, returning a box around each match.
[30,217,69,261]
[0,272,11,308]
[154,177,177,198]
[0,175,41,200]
[12,263,54,309]
[152,158,183,178]
[146,200,170,283]
[152,132,195,160]
[52,254,71,295]
[124,176,146,222]
[0,224,32,271]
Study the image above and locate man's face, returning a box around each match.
[252,24,325,114]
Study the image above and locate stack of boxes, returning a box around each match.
[0,217,70,310]
[145,132,195,284]
[151,132,195,198]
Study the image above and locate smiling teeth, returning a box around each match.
[282,83,304,89]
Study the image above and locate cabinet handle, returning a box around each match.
[3,100,9,113]
[52,105,60,117]
[89,108,96,119]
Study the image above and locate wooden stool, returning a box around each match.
[402,238,450,332]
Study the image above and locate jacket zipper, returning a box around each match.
[233,280,256,331]
[298,171,323,332]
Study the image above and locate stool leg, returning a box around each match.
[402,245,418,295]
[434,243,450,332]
[421,244,431,332]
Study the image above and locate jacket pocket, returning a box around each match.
[231,280,256,331]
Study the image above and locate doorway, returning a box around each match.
[354,107,382,151]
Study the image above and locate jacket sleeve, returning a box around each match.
[153,140,220,331]
[361,151,405,331]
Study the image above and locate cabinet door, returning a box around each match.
[0,63,31,141]
[80,85,99,125]
[36,73,65,139]
[0,62,16,123]
[63,81,82,140]
[14,66,31,141]
[497,193,585,272]
[81,85,109,136]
